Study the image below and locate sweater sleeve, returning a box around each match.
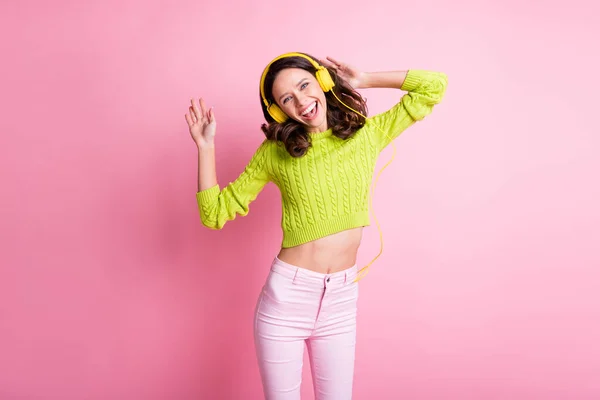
[366,70,448,151]
[196,140,272,229]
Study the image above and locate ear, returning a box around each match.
[316,67,335,92]
[268,104,288,123]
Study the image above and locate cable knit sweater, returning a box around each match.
[196,70,447,248]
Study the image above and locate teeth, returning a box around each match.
[301,102,316,116]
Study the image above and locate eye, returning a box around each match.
[282,96,292,104]
[301,82,309,90]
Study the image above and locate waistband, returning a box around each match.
[271,256,358,287]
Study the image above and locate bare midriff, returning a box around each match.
[277,227,363,274]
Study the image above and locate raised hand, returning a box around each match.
[185,98,216,149]
[320,56,366,90]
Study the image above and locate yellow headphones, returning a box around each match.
[260,52,398,283]
[260,52,336,123]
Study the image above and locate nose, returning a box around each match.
[295,93,311,109]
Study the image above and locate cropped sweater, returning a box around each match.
[196,70,447,248]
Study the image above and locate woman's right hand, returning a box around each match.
[185,98,216,149]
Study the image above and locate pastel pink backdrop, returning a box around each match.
[1,0,598,399]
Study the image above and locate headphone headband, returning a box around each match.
[260,52,323,108]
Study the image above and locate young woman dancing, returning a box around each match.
[185,52,447,400]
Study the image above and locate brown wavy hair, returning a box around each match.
[260,53,368,157]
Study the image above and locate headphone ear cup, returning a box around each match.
[268,104,288,123]
[316,67,335,92]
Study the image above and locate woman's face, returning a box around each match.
[271,68,328,134]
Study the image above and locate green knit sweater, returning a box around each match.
[196,70,447,248]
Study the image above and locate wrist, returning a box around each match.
[197,143,215,152]
[357,72,371,89]
[358,71,408,90]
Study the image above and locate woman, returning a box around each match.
[185,52,447,399]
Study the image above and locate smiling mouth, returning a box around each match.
[301,102,318,120]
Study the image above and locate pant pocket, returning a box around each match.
[262,269,297,305]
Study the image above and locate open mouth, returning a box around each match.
[300,102,318,120]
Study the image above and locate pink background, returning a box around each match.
[1,0,599,399]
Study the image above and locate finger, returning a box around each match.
[208,107,216,123]
[185,113,194,127]
[189,106,197,123]
[199,98,208,119]
[191,98,203,121]
[326,56,343,67]
[319,58,335,68]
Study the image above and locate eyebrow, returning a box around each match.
[278,78,309,103]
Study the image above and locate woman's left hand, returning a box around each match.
[320,56,366,90]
